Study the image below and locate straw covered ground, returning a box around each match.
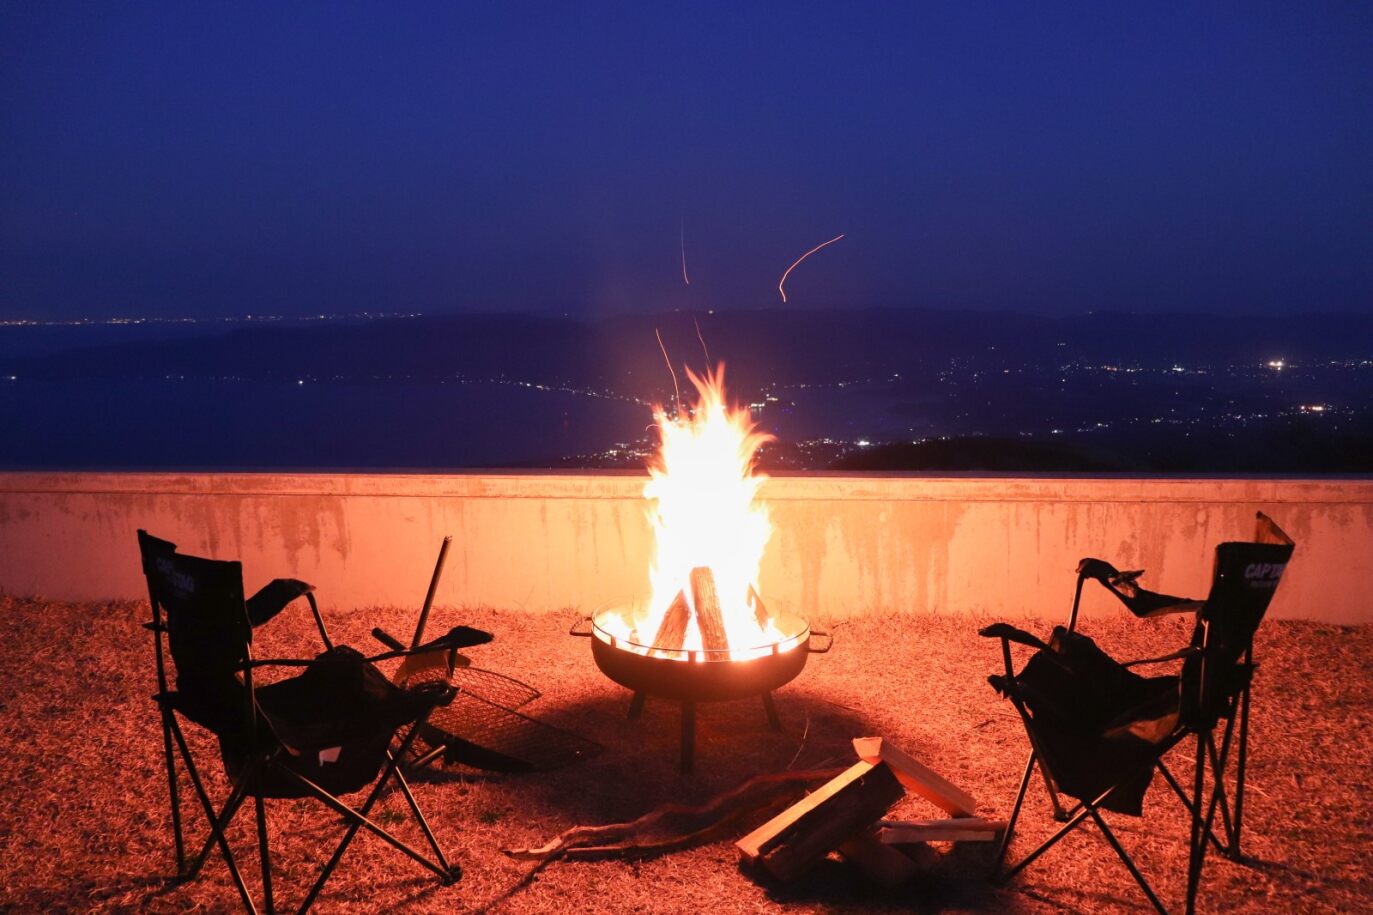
[1,593,1370,913]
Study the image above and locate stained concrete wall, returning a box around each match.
[1,472,1370,623]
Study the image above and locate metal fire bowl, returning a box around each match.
[575,604,829,704]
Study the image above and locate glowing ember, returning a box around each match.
[600,364,796,661]
[778,233,845,303]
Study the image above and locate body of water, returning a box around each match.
[0,377,649,469]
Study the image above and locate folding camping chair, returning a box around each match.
[980,512,1295,913]
[139,531,488,914]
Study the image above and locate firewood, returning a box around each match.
[877,817,1007,845]
[852,737,977,817]
[650,590,690,655]
[736,760,904,882]
[502,767,844,861]
[749,584,769,629]
[690,566,730,652]
[838,827,920,888]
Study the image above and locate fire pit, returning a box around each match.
[572,600,829,772]
[573,365,831,772]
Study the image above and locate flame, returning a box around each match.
[600,364,792,660]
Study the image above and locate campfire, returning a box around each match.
[572,365,828,772]
[599,365,801,660]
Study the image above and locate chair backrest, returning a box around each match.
[1181,513,1295,728]
[138,530,254,736]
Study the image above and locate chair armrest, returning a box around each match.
[1076,558,1200,619]
[978,623,1048,699]
[1077,557,1122,584]
[364,625,493,663]
[371,627,406,651]
[247,579,335,649]
[977,623,1048,650]
[246,578,314,626]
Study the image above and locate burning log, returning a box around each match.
[735,760,904,882]
[690,566,730,652]
[748,584,769,629]
[650,590,691,655]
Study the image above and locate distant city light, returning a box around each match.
[1267,359,1285,370]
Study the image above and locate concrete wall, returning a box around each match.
[1,472,1370,623]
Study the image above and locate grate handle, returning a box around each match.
[569,616,595,638]
[807,628,833,653]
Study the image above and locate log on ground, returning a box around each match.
[853,736,977,817]
[736,760,904,882]
[877,817,1007,845]
[838,828,921,888]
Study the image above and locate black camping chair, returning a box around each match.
[980,512,1295,914]
[139,530,488,914]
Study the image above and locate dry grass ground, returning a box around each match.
[1,593,1370,913]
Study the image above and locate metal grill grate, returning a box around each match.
[422,689,602,772]
[402,663,598,772]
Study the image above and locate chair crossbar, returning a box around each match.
[166,713,259,913]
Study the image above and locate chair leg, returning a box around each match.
[1157,759,1228,856]
[1233,680,1252,859]
[386,750,456,879]
[994,751,1036,873]
[1186,731,1208,915]
[409,744,448,771]
[1001,800,1096,882]
[168,717,260,914]
[1205,729,1238,851]
[188,772,252,880]
[157,707,188,876]
[255,791,275,915]
[295,722,452,913]
[1002,781,1168,914]
[1087,806,1167,915]
[1038,761,1069,821]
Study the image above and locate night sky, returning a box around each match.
[3,2,1371,320]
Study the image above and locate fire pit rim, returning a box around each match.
[583,600,811,661]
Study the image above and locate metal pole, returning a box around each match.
[412,536,453,648]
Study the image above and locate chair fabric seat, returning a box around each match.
[225,646,449,798]
[990,626,1182,815]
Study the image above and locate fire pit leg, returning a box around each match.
[680,702,696,774]
[761,692,781,731]
[627,692,646,719]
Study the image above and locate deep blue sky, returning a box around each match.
[3,2,1371,320]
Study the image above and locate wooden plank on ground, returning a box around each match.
[838,828,920,888]
[736,760,904,882]
[852,737,977,817]
[877,817,1007,845]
